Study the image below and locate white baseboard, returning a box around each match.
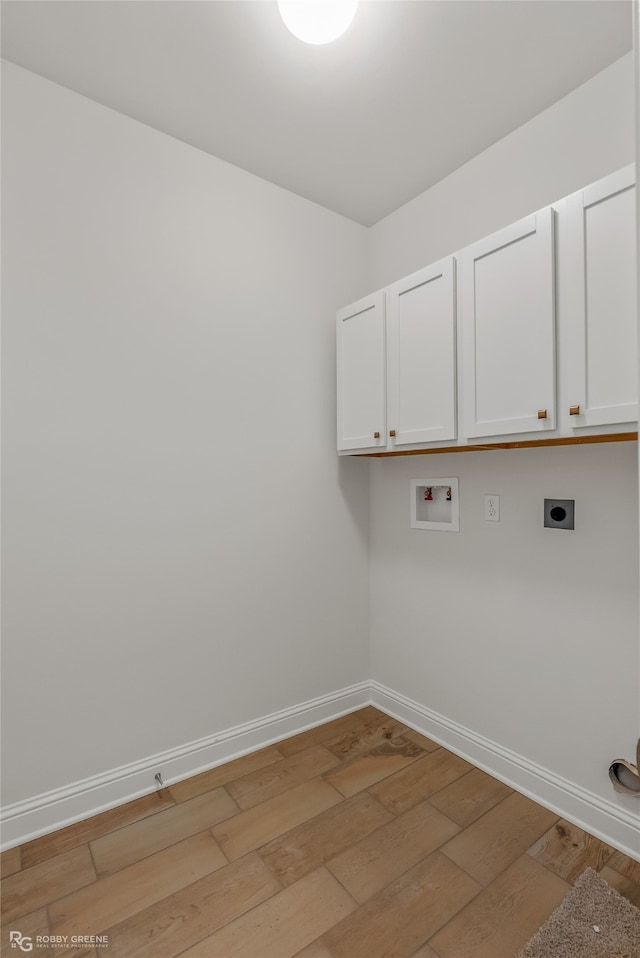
[370,681,640,863]
[0,682,370,850]
[3,679,638,861]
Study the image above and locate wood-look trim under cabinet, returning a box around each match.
[337,164,637,456]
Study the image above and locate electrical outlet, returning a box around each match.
[484,495,500,522]
[544,498,574,530]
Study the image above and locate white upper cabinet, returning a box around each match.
[459,208,556,439]
[386,258,456,448]
[336,291,386,451]
[336,165,637,455]
[564,165,637,429]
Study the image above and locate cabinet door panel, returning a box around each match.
[460,208,556,439]
[386,258,456,447]
[565,166,637,427]
[336,292,385,451]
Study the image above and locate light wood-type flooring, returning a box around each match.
[2,707,639,957]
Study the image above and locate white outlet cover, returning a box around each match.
[484,495,500,521]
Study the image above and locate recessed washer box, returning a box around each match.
[411,477,459,532]
[544,498,575,530]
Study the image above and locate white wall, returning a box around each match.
[1,61,371,807]
[370,444,638,791]
[2,50,639,852]
[368,53,640,832]
[369,54,636,288]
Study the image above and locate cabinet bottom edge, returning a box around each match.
[352,431,638,457]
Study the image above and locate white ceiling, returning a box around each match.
[1,0,633,225]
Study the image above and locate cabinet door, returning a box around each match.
[386,257,456,447]
[565,166,637,428]
[459,208,556,439]
[337,292,386,451]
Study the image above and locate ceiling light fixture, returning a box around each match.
[277,0,357,45]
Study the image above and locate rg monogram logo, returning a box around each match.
[9,932,33,952]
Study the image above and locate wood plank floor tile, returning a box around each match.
[276,709,383,758]
[1,845,21,877]
[90,788,238,876]
[600,864,640,908]
[327,801,461,903]
[323,851,481,958]
[211,778,343,861]
[226,745,340,810]
[526,819,614,882]
[428,768,513,828]
[102,852,281,958]
[1,845,95,925]
[0,907,52,957]
[356,706,394,722]
[324,718,407,762]
[403,730,440,754]
[49,832,226,939]
[259,791,394,887]
[429,853,570,958]
[606,850,640,884]
[327,708,405,750]
[176,867,357,958]
[168,747,284,803]
[325,735,424,799]
[169,745,283,802]
[408,945,440,958]
[441,791,558,886]
[20,790,175,869]
[293,942,336,958]
[6,710,632,958]
[369,749,473,815]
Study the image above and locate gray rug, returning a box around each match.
[516,868,640,958]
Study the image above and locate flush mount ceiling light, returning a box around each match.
[277,0,357,45]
